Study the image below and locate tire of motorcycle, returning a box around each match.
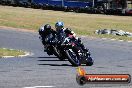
[86,57,94,66]
[52,46,65,61]
[66,49,80,66]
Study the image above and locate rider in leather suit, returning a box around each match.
[55,21,89,54]
[38,24,56,55]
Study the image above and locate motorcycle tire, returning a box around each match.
[66,49,80,66]
[86,57,94,66]
[52,46,65,61]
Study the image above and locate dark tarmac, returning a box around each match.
[0,28,132,88]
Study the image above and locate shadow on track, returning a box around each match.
[38,59,68,61]
[38,63,73,67]
[37,56,58,58]
[37,57,71,66]
[38,59,60,61]
[28,56,58,58]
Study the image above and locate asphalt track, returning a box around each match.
[0,28,132,88]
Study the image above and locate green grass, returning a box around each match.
[0,5,132,41]
[127,1,132,8]
[0,48,25,58]
[128,4,132,8]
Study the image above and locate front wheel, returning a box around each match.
[66,49,80,66]
[86,57,94,66]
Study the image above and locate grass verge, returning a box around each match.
[0,6,132,41]
[0,48,25,58]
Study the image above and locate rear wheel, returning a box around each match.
[66,49,80,66]
[52,46,65,61]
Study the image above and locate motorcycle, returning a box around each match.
[57,33,94,66]
[42,31,94,66]
[44,33,65,61]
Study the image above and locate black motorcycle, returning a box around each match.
[44,33,65,61]
[57,33,94,66]
[43,32,94,66]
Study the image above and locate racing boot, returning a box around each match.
[43,45,48,52]
[46,48,53,55]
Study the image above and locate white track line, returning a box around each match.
[0,48,33,58]
[1,52,33,58]
[2,56,15,58]
[101,38,132,43]
[128,41,132,43]
[110,39,116,41]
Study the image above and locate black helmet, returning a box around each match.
[39,24,51,35]
[44,24,51,31]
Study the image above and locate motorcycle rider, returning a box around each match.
[38,24,57,55]
[55,21,90,54]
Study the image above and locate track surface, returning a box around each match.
[0,28,132,88]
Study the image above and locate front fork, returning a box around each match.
[77,48,91,64]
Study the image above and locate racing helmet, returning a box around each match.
[39,24,51,35]
[55,21,64,31]
[44,24,51,31]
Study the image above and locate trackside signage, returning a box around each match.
[76,67,131,85]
